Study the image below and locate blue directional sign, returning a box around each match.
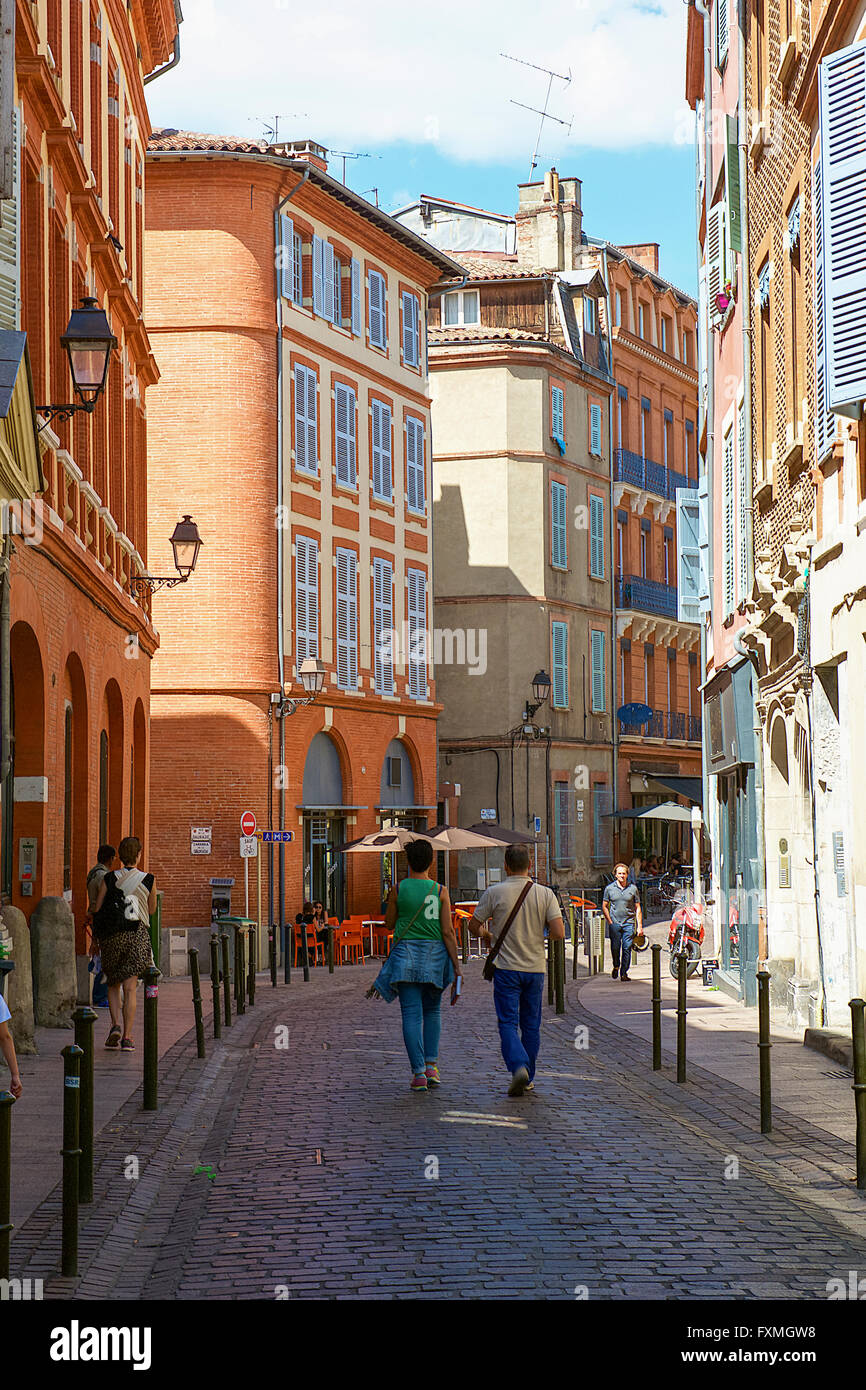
[258,831,295,843]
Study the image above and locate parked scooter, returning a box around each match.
[668,899,705,978]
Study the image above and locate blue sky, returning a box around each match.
[146,0,698,295]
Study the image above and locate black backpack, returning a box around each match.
[92,872,138,940]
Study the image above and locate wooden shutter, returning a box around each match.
[590,402,602,455]
[295,536,319,666]
[334,384,356,487]
[351,258,362,335]
[407,568,427,699]
[295,365,309,472]
[305,367,317,470]
[550,481,567,568]
[737,400,749,604]
[322,241,335,323]
[402,291,419,366]
[552,621,568,708]
[590,494,605,578]
[551,385,564,439]
[707,201,727,323]
[590,630,606,713]
[820,42,866,410]
[0,108,20,331]
[279,214,294,302]
[336,548,357,690]
[312,235,324,317]
[406,417,424,512]
[369,270,386,348]
[373,557,394,694]
[372,400,392,499]
[716,0,728,69]
[677,487,702,623]
[722,425,735,616]
[813,154,836,458]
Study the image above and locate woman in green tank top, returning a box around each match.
[368,838,461,1091]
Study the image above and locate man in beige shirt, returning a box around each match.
[468,844,565,1096]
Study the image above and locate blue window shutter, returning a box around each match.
[551,481,567,568]
[551,386,565,451]
[279,214,294,301]
[336,548,357,690]
[402,291,419,366]
[813,156,835,458]
[322,242,335,323]
[306,366,318,471]
[406,418,424,512]
[371,400,383,498]
[820,42,866,410]
[590,630,606,712]
[351,259,362,335]
[407,569,427,699]
[590,495,605,578]
[552,622,568,708]
[369,270,387,348]
[723,426,735,616]
[590,402,602,456]
[312,236,324,317]
[334,384,355,486]
[374,558,394,695]
[295,365,317,473]
[677,487,702,623]
[295,536,318,666]
[372,401,392,500]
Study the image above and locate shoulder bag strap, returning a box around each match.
[485,880,532,969]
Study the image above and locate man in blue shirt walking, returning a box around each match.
[602,863,643,982]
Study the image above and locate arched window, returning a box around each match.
[98,728,109,843]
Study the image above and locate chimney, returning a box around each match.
[273,138,329,174]
[619,243,660,274]
[515,168,582,271]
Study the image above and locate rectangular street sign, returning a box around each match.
[257,831,295,843]
[480,808,496,821]
[191,842,211,855]
[240,835,258,858]
[191,826,212,841]
[533,816,542,835]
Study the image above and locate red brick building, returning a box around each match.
[0,0,179,953]
[144,133,460,947]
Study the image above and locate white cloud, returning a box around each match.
[147,0,692,162]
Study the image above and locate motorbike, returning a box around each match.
[668,899,705,978]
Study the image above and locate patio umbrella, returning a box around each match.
[466,822,537,844]
[425,825,511,850]
[336,827,433,853]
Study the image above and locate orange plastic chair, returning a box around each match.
[341,926,366,965]
[293,926,324,967]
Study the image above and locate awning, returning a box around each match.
[0,331,44,503]
[639,774,702,806]
[608,802,697,823]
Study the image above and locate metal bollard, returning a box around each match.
[248,928,257,1006]
[209,936,221,1040]
[850,998,866,1190]
[651,943,662,1071]
[757,969,772,1134]
[676,951,687,1083]
[571,904,578,981]
[269,923,277,988]
[0,1090,14,1278]
[60,1043,83,1276]
[235,928,246,1017]
[554,937,565,1015]
[461,917,468,966]
[188,949,206,1059]
[327,926,334,974]
[221,933,232,1027]
[142,966,160,1111]
[72,1006,97,1204]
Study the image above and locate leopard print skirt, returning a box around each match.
[99,925,154,986]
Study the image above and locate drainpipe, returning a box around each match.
[598,244,619,859]
[273,163,310,964]
[737,0,755,594]
[0,535,12,792]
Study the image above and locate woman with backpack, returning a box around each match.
[92,836,156,1051]
[366,838,461,1092]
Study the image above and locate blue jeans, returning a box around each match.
[608,920,635,975]
[396,982,443,1074]
[492,970,544,1081]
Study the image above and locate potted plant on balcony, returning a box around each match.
[715,280,734,315]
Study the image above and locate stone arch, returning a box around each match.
[379,737,417,811]
[302,731,345,806]
[768,710,789,785]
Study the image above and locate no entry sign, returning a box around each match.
[240,811,256,837]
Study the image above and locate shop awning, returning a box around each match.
[0,331,44,502]
[638,774,702,806]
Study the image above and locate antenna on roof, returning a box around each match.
[328,149,382,186]
[362,188,380,209]
[500,54,572,182]
[250,115,311,144]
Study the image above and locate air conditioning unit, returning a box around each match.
[387,757,402,788]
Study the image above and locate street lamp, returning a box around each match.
[523,669,551,722]
[274,657,326,717]
[37,297,117,430]
[131,515,203,594]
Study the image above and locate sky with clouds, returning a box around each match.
[146,0,699,293]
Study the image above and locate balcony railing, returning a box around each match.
[614,447,689,501]
[618,709,703,742]
[616,573,679,618]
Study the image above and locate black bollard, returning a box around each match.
[327,925,334,975]
[209,936,221,1040]
[555,937,565,1015]
[235,927,246,1017]
[461,916,468,966]
[757,969,772,1134]
[142,966,160,1112]
[571,904,578,981]
[0,1090,14,1278]
[651,943,662,1071]
[221,933,232,1027]
[72,1006,97,1204]
[188,948,206,1059]
[676,950,687,1084]
[269,922,277,988]
[850,998,866,1190]
[248,927,257,1007]
[60,1043,83,1276]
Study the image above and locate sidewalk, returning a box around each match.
[576,922,857,1146]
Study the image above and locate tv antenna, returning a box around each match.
[251,115,311,144]
[362,187,380,208]
[501,53,572,182]
[329,149,382,186]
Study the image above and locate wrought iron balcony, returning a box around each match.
[618,709,703,741]
[616,573,679,618]
[614,447,689,501]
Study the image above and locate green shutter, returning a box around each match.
[552,622,568,708]
[551,481,567,568]
[726,113,743,254]
[590,495,605,578]
[590,629,606,712]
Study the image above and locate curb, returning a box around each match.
[804,1027,854,1070]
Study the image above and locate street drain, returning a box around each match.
[823,1068,853,1079]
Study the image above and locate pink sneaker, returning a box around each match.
[410,1073,428,1092]
[425,1064,441,1087]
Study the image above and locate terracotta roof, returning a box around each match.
[429,325,548,345]
[149,129,271,153]
[446,252,546,281]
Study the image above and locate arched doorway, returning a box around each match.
[378,738,425,899]
[2,623,45,908]
[63,653,89,950]
[130,698,146,843]
[99,679,124,849]
[301,732,346,920]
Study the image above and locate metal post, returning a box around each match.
[142,966,160,1112]
[188,949,206,1059]
[209,936,221,1040]
[461,914,468,965]
[554,937,565,1015]
[248,924,257,1006]
[327,925,334,974]
[651,943,662,1071]
[269,921,277,988]
[235,927,246,1017]
[61,1043,83,1276]
[221,933,232,1027]
[72,1005,97,1204]
[850,997,866,1190]
[676,950,687,1083]
[0,1090,13,1278]
[570,901,578,980]
[757,968,772,1134]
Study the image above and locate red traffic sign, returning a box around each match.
[240,811,256,837]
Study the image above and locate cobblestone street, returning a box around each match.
[10,961,866,1302]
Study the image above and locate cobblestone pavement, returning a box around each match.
[10,960,866,1300]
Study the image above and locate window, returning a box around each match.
[371,399,392,501]
[552,621,568,708]
[405,417,425,513]
[99,728,109,845]
[644,642,654,706]
[293,233,302,305]
[640,396,651,458]
[590,629,606,712]
[638,302,646,338]
[333,254,343,326]
[723,424,735,615]
[373,557,394,695]
[584,296,596,335]
[661,315,670,353]
[617,384,628,448]
[334,383,356,488]
[589,495,605,578]
[667,648,676,715]
[279,215,302,305]
[682,328,690,364]
[335,548,358,691]
[707,200,728,325]
[550,480,568,569]
[640,527,648,578]
[617,516,627,576]
[663,530,673,585]
[554,783,574,868]
[294,364,318,474]
[551,384,565,454]
[758,260,771,475]
[677,487,703,624]
[614,289,622,327]
[350,258,362,336]
[443,289,479,325]
[589,402,603,456]
[788,193,801,430]
[295,536,319,667]
[407,568,427,700]
[402,291,421,367]
[663,408,673,469]
[592,783,612,864]
[685,418,695,478]
[368,269,387,349]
